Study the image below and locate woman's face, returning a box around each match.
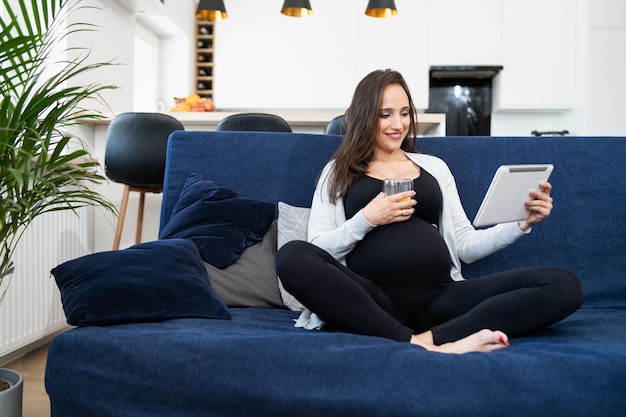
[375,83,410,154]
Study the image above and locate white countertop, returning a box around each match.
[91,111,446,136]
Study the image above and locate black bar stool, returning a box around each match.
[325,114,346,135]
[216,113,292,132]
[104,112,184,249]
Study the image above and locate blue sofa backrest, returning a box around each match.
[160,131,342,224]
[162,131,626,309]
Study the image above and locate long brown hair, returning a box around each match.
[326,69,419,203]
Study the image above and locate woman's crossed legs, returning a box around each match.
[276,241,583,354]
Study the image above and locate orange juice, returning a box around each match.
[383,178,413,199]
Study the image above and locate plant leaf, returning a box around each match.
[0,0,118,297]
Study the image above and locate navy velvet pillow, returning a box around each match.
[51,239,231,327]
[159,174,276,268]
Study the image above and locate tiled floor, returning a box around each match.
[4,344,50,417]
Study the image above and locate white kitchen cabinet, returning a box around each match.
[428,0,503,66]
[279,2,357,109]
[214,0,359,110]
[356,0,430,110]
[493,0,577,110]
[212,1,287,109]
[212,0,578,112]
[214,0,429,110]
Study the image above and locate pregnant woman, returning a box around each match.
[275,69,583,354]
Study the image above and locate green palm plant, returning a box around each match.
[0,0,117,304]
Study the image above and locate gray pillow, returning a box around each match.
[205,220,284,308]
[277,202,310,311]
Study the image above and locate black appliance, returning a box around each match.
[426,65,502,136]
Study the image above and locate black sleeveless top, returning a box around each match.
[343,170,452,288]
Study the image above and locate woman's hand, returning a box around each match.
[362,191,416,226]
[518,181,553,231]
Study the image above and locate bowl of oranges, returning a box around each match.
[170,93,215,112]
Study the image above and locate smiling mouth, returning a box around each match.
[387,132,403,140]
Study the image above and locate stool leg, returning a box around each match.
[136,191,146,245]
[113,185,130,250]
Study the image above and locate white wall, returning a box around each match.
[66,0,193,115]
[66,0,135,114]
[585,0,626,135]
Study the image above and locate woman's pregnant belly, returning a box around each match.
[347,217,452,291]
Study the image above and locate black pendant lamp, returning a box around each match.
[281,0,313,17]
[196,0,228,20]
[365,0,398,18]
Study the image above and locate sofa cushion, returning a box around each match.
[205,220,284,308]
[159,174,276,268]
[51,239,231,327]
[276,201,310,311]
[277,201,310,246]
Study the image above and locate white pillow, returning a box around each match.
[276,202,310,311]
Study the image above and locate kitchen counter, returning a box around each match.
[91,111,446,136]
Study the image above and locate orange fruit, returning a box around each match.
[203,99,215,111]
[170,102,192,112]
[185,93,201,105]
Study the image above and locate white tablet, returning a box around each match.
[472,164,553,227]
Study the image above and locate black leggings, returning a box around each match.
[275,240,584,345]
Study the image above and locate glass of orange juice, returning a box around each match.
[383,179,413,202]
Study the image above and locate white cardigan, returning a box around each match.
[295,152,529,330]
[307,152,528,281]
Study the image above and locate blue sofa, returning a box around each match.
[46,131,626,417]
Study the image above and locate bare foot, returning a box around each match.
[410,329,510,354]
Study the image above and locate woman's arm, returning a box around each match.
[307,162,375,262]
[448,176,554,262]
[443,170,526,263]
[419,156,527,265]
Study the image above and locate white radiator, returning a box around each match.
[0,208,91,362]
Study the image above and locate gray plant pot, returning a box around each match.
[0,368,23,417]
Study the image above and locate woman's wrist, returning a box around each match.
[518,220,531,232]
[360,209,377,228]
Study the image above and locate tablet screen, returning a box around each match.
[472,164,553,227]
